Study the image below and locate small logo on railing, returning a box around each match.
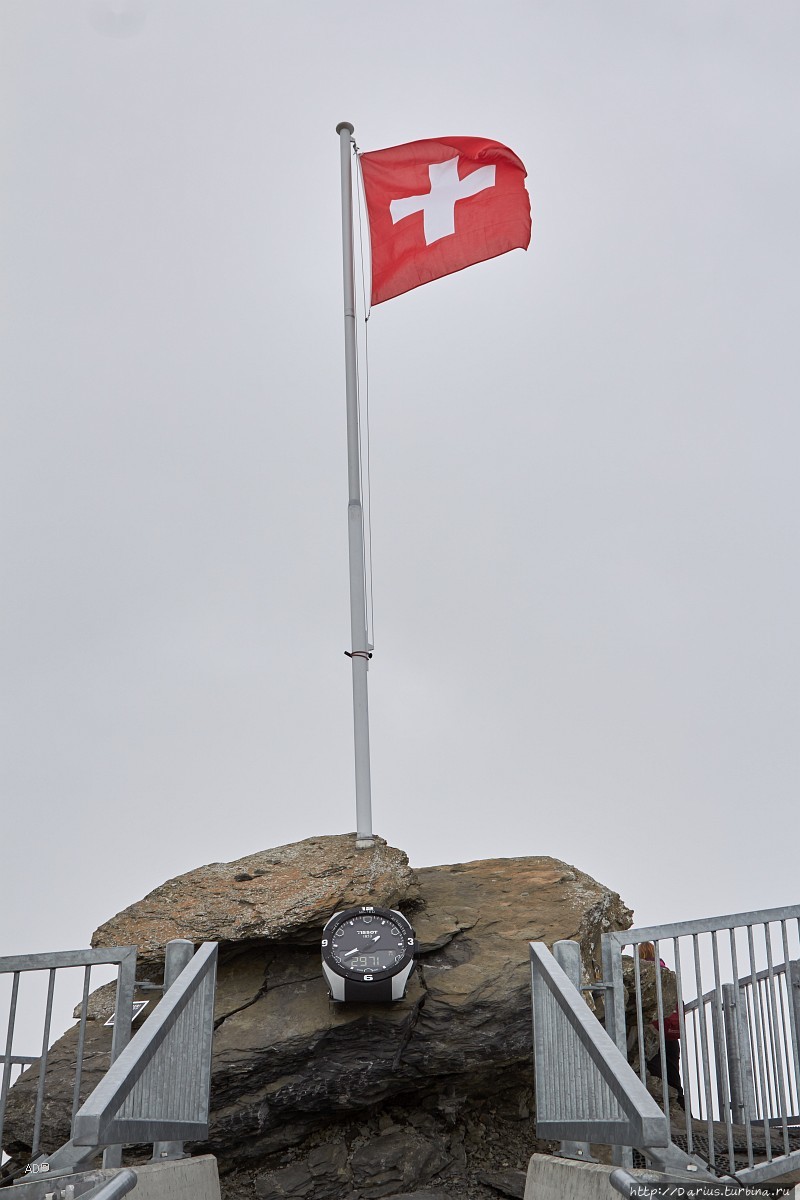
[104,1000,149,1027]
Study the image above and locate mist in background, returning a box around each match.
[2,0,799,1042]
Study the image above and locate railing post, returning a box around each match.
[711,997,727,1119]
[151,939,194,1162]
[723,983,745,1125]
[102,947,136,1170]
[601,934,633,1169]
[739,983,758,1123]
[553,939,582,989]
[552,941,597,1163]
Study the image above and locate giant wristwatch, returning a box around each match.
[321,904,416,1002]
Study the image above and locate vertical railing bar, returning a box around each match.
[780,921,800,1116]
[0,971,21,1153]
[746,984,762,1118]
[71,965,93,1129]
[746,923,773,1162]
[740,984,756,1167]
[602,933,632,1169]
[758,975,777,1120]
[776,971,794,1115]
[711,929,736,1173]
[633,947,646,1084]
[729,928,754,1168]
[692,1006,703,1121]
[31,968,57,1157]
[530,952,538,1121]
[673,936,693,1155]
[652,939,671,1142]
[710,989,725,1119]
[745,972,758,1119]
[763,923,790,1156]
[693,933,716,1166]
[710,932,724,1124]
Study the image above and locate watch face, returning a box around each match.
[322,906,415,981]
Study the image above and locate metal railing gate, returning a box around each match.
[0,939,217,1183]
[0,946,137,1171]
[531,903,800,1191]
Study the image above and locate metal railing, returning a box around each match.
[530,941,669,1150]
[601,905,800,1184]
[1,939,217,1177]
[35,940,217,1175]
[683,958,800,1127]
[0,946,137,1169]
[69,940,217,1157]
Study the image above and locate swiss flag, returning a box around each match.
[360,137,531,306]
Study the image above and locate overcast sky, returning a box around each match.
[2,0,799,996]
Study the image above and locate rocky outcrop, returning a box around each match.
[3,835,634,1200]
[92,835,419,966]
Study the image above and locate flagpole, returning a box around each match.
[336,120,374,850]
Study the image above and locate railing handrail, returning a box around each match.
[0,948,137,973]
[603,904,800,947]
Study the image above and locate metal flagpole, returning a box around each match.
[336,120,374,850]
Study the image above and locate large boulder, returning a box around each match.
[3,836,633,1200]
[91,835,419,965]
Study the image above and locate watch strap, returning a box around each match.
[343,976,394,1003]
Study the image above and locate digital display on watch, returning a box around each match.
[344,950,400,972]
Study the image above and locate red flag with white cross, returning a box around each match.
[359,136,531,306]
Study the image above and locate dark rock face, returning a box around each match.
[3,835,634,1200]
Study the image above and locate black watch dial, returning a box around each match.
[322,906,415,981]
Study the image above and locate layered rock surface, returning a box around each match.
[3,835,635,1200]
[91,835,420,964]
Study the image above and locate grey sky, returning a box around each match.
[2,0,799,991]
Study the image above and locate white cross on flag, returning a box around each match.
[360,136,531,305]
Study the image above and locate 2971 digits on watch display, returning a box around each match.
[321,904,416,1003]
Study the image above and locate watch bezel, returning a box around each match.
[321,904,415,983]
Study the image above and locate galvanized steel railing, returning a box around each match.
[683,958,800,1126]
[38,940,217,1174]
[1,939,218,1178]
[0,946,137,1170]
[530,941,669,1150]
[602,905,800,1184]
[70,940,217,1155]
